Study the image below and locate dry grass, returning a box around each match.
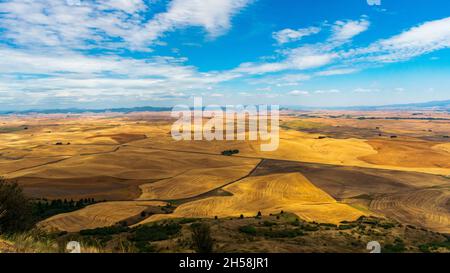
[39,201,166,232]
[138,164,258,200]
[360,139,450,169]
[138,173,365,225]
[370,187,450,233]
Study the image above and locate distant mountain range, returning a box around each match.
[340,99,450,111]
[1,99,449,115]
[0,106,173,115]
[284,99,450,111]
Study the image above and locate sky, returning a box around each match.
[0,0,449,110]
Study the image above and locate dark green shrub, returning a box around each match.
[263,228,304,238]
[418,239,450,253]
[0,179,34,233]
[378,222,395,229]
[191,223,214,253]
[221,150,239,156]
[134,241,156,253]
[338,224,355,230]
[80,225,129,236]
[131,223,181,242]
[302,224,319,231]
[263,221,276,227]
[383,242,406,253]
[239,225,257,235]
[178,218,198,224]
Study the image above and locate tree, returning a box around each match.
[0,178,34,234]
[191,223,214,253]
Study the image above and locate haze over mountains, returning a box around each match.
[1,100,449,115]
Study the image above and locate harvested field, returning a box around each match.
[12,176,152,200]
[1,112,449,236]
[86,133,147,144]
[251,159,450,233]
[360,139,450,169]
[370,188,450,233]
[252,160,450,199]
[138,172,364,225]
[138,164,259,200]
[39,201,167,232]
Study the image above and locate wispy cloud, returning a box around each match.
[0,0,251,50]
[0,0,449,109]
[330,18,370,42]
[315,68,359,76]
[288,90,309,96]
[349,17,450,63]
[272,27,320,44]
[314,89,340,94]
[353,88,380,93]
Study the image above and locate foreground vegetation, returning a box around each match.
[1,178,449,253]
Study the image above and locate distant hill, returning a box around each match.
[1,99,449,115]
[373,99,450,110]
[285,99,450,111]
[0,106,172,115]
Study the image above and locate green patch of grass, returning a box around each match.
[262,221,276,227]
[239,225,257,235]
[419,239,450,253]
[278,212,300,223]
[280,120,326,131]
[356,216,379,226]
[378,222,396,229]
[130,223,181,242]
[176,218,199,224]
[0,125,29,133]
[262,228,304,238]
[383,238,406,253]
[338,224,355,230]
[301,224,320,231]
[319,223,337,228]
[134,241,156,253]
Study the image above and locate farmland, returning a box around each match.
[0,110,449,252]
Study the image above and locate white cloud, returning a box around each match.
[272,27,320,44]
[100,0,146,14]
[380,17,450,51]
[353,88,380,93]
[124,0,252,48]
[0,0,251,50]
[288,90,309,96]
[0,46,238,106]
[351,17,450,63]
[234,62,289,74]
[330,18,370,41]
[2,11,450,108]
[233,46,335,75]
[315,68,359,76]
[314,89,340,94]
[288,47,335,70]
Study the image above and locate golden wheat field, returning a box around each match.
[39,201,167,232]
[0,111,449,234]
[137,172,365,225]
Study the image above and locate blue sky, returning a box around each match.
[0,0,449,110]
